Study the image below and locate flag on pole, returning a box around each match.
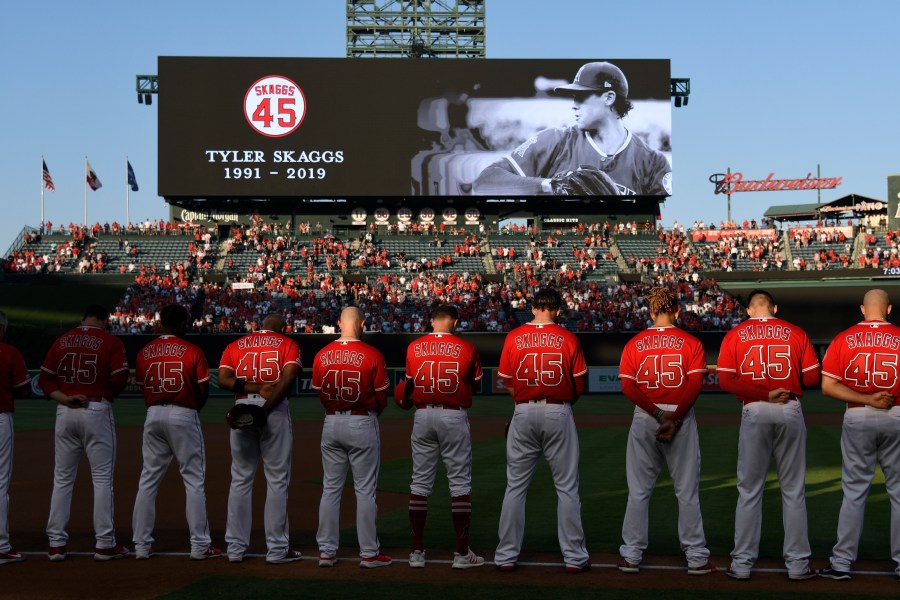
[127,160,139,192]
[42,160,56,192]
[86,160,102,191]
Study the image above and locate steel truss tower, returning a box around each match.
[347,0,486,58]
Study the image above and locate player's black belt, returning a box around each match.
[326,409,372,416]
[520,399,567,405]
[419,404,461,410]
[741,398,798,406]
[84,396,110,403]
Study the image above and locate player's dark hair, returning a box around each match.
[646,287,678,315]
[611,93,634,119]
[82,304,109,321]
[532,288,563,311]
[433,304,459,321]
[747,289,775,308]
[160,304,189,328]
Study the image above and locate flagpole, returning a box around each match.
[84,156,88,227]
[40,156,45,232]
[126,156,130,226]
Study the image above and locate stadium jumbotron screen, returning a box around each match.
[158,57,671,200]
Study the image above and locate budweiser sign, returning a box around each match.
[709,171,843,195]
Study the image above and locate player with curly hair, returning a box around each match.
[617,287,715,576]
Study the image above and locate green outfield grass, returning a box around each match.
[156,577,887,600]
[8,391,847,431]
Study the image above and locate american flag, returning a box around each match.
[42,159,55,192]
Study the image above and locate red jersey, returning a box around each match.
[717,317,820,403]
[312,339,390,412]
[822,320,900,408]
[0,342,30,412]
[40,325,128,399]
[405,332,483,409]
[219,330,302,397]
[497,322,587,403]
[619,326,707,415]
[136,335,210,409]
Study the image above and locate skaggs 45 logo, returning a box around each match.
[244,75,306,138]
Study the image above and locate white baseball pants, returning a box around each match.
[495,402,589,569]
[829,406,900,574]
[0,413,12,553]
[132,405,211,554]
[316,413,382,559]
[225,401,293,561]
[46,402,119,549]
[731,400,810,576]
[410,407,472,497]
[620,408,710,568]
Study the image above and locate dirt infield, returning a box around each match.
[7,411,895,599]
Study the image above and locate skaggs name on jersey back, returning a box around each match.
[318,349,365,367]
[635,334,684,352]
[141,342,187,359]
[514,332,564,350]
[738,323,792,343]
[413,341,462,358]
[237,335,284,349]
[845,330,900,350]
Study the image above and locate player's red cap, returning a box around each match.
[554,61,628,98]
[393,378,415,409]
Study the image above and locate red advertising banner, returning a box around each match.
[701,368,721,392]
[691,228,777,242]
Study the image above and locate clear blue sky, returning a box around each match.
[3,0,898,252]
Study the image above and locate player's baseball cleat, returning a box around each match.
[724,567,750,580]
[360,553,392,568]
[788,567,817,580]
[687,561,717,576]
[565,561,591,574]
[228,554,243,563]
[818,565,851,580]
[452,550,484,569]
[0,550,25,564]
[616,558,639,574]
[318,554,337,567]
[267,549,302,564]
[48,546,67,562]
[94,545,130,561]
[495,563,517,572]
[409,549,426,568]
[134,546,155,560]
[190,545,222,560]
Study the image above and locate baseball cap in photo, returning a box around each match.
[554,61,628,98]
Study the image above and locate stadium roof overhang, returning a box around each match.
[164,196,665,218]
[764,194,887,222]
[763,202,821,221]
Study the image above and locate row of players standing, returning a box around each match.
[0,287,898,580]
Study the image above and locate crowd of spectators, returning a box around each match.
[10,213,889,335]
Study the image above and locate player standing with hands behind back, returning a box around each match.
[716,290,820,581]
[617,287,714,576]
[218,314,302,564]
[494,288,590,574]
[396,304,484,569]
[132,304,220,560]
[818,289,900,581]
[40,304,130,561]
